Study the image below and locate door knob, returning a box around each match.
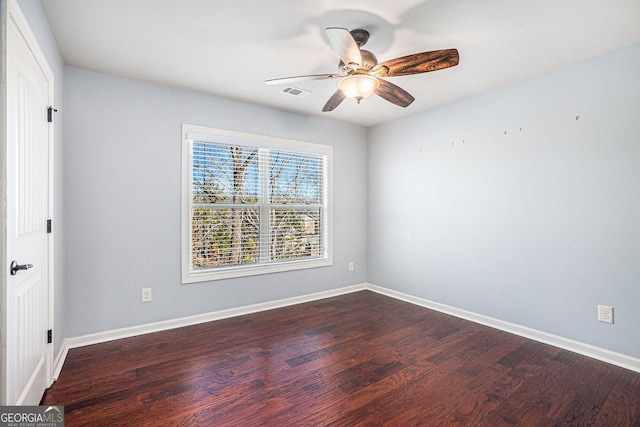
[10,260,33,275]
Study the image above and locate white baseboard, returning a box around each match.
[366,283,640,373]
[53,340,70,380]
[53,282,639,379]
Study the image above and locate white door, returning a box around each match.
[3,0,54,405]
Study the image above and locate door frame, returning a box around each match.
[1,0,56,405]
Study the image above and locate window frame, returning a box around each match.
[182,124,333,283]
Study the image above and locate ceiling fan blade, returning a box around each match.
[326,27,362,67]
[375,79,415,108]
[372,49,459,77]
[265,74,341,86]
[322,89,346,112]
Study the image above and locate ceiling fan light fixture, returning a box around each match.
[338,74,380,103]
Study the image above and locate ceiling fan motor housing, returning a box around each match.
[339,50,378,74]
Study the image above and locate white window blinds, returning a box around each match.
[182,125,332,283]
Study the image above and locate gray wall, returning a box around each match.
[368,43,640,357]
[64,66,368,337]
[15,0,66,357]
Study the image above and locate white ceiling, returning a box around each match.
[40,0,640,127]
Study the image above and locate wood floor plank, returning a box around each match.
[596,373,640,426]
[42,290,640,426]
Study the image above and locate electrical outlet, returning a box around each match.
[597,305,613,324]
[141,288,152,303]
[348,262,354,272]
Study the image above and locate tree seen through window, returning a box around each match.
[191,141,325,270]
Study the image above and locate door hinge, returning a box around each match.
[47,219,52,233]
[47,329,52,344]
[47,106,58,123]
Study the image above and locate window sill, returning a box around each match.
[182,257,333,283]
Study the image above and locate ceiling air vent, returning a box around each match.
[281,86,311,98]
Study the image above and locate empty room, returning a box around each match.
[1,0,639,425]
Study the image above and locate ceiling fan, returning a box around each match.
[265,28,459,112]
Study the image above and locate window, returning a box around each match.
[182,125,332,283]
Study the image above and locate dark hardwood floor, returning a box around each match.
[42,291,640,426]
